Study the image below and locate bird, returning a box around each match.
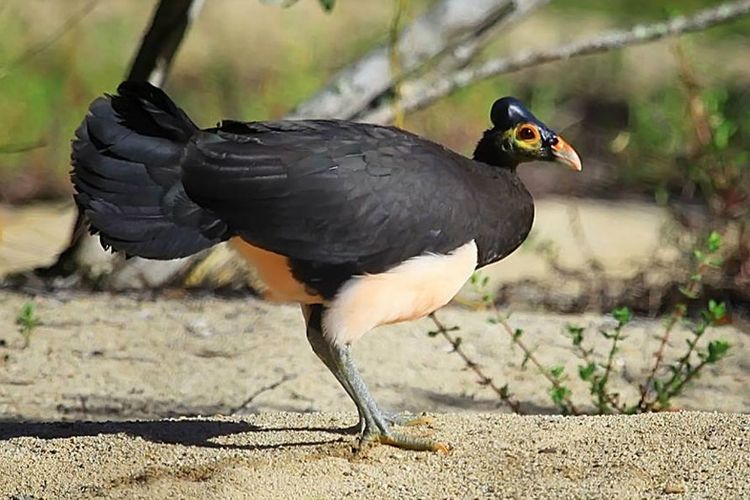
[71,81,581,452]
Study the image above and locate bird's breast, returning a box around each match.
[475,182,535,268]
[322,240,478,346]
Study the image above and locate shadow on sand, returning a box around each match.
[0,417,355,451]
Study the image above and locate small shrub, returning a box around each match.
[427,232,733,415]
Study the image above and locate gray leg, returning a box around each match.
[303,304,365,433]
[303,304,447,452]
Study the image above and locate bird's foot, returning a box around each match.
[358,420,448,453]
[361,429,449,453]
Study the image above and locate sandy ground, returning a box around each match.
[1,412,748,499]
[0,291,747,420]
[0,290,748,498]
[1,200,748,498]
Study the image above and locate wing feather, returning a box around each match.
[182,120,481,274]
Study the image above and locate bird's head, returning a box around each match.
[473,96,581,172]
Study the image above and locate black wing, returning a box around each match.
[182,120,481,280]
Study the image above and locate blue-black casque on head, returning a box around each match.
[490,97,543,130]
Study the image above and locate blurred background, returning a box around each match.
[0,0,748,203]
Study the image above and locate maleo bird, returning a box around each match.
[71,81,581,452]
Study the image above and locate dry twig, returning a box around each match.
[363,0,750,123]
[228,373,296,415]
[428,313,521,413]
[492,314,581,415]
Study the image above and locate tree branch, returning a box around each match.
[353,0,550,121]
[287,0,547,120]
[128,0,205,85]
[37,0,205,280]
[361,0,750,124]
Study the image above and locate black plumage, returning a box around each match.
[72,83,227,259]
[71,81,580,452]
[72,82,535,298]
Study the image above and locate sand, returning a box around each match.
[0,290,748,498]
[0,412,748,499]
[1,198,748,498]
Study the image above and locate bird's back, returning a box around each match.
[181,119,491,291]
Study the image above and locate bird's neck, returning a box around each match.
[472,129,518,169]
[469,129,534,268]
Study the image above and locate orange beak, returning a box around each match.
[552,137,582,171]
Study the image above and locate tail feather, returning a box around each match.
[72,81,229,260]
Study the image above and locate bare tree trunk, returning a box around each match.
[36,0,204,285]
[128,0,204,85]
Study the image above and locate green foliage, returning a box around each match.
[549,365,565,378]
[559,233,731,414]
[565,324,584,344]
[547,366,573,413]
[435,232,733,416]
[611,307,632,326]
[707,299,726,321]
[318,0,336,11]
[548,384,572,411]
[706,231,722,253]
[704,339,731,363]
[554,291,732,415]
[578,362,596,381]
[623,53,750,235]
[15,302,40,348]
[682,231,723,299]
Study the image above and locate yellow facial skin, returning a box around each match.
[504,122,582,171]
[513,122,542,153]
[502,122,542,157]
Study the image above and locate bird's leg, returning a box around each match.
[303,305,366,433]
[333,343,447,452]
[303,305,447,452]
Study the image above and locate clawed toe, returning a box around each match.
[359,427,449,453]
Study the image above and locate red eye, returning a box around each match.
[518,125,538,141]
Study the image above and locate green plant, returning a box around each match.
[562,307,632,415]
[626,46,749,297]
[429,230,733,415]
[485,299,581,415]
[15,301,40,348]
[632,231,731,411]
[559,232,732,414]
